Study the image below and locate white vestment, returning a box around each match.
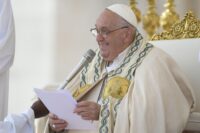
[40,31,195,133]
[0,0,15,120]
[0,109,35,133]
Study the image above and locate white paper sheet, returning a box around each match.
[34,88,96,130]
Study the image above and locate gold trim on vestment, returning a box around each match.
[103,76,130,99]
[73,84,92,99]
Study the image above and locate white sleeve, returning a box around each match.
[130,49,194,133]
[0,108,35,133]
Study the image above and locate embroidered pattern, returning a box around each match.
[80,63,89,87]
[113,100,122,125]
[94,52,102,82]
[126,42,153,80]
[99,99,110,133]
[73,84,92,99]
[102,76,130,99]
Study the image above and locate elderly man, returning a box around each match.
[41,3,195,133]
[0,0,15,120]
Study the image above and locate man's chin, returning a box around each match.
[101,55,109,61]
[100,53,112,61]
[102,56,112,62]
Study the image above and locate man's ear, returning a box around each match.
[123,29,131,43]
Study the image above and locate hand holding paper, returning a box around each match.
[74,101,101,121]
[34,88,96,130]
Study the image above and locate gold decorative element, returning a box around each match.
[160,0,179,32]
[142,0,160,39]
[151,11,200,40]
[103,77,130,99]
[73,84,92,99]
[130,0,142,23]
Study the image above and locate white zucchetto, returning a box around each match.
[106,4,137,27]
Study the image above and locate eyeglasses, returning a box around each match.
[90,26,128,37]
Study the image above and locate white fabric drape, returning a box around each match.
[0,109,35,133]
[0,0,15,120]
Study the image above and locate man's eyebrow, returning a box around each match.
[95,26,109,31]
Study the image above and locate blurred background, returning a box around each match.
[9,0,200,113]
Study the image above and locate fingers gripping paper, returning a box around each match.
[34,88,95,130]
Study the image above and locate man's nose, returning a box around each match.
[96,34,104,42]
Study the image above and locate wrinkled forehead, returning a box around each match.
[95,9,124,28]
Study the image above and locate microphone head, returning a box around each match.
[83,49,96,62]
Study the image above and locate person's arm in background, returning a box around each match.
[31,99,49,118]
[0,108,35,133]
[0,100,49,133]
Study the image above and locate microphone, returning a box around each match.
[58,49,96,90]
